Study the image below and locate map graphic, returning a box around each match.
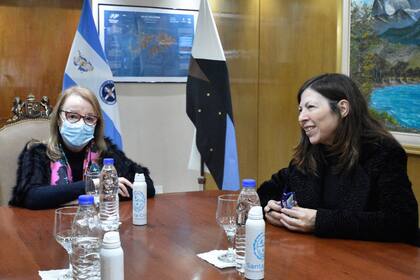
[99,6,197,82]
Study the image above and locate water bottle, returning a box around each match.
[99,158,120,231]
[245,206,265,280]
[71,195,102,280]
[132,173,147,225]
[100,231,124,280]
[84,162,101,208]
[235,178,260,275]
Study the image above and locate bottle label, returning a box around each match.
[133,191,146,218]
[245,229,265,278]
[245,262,264,272]
[253,232,265,260]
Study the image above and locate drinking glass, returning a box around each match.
[54,206,78,279]
[85,171,100,208]
[216,194,238,263]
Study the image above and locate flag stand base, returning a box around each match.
[198,176,206,191]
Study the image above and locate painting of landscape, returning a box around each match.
[350,0,420,134]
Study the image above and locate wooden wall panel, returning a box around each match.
[408,155,420,214]
[205,0,260,190]
[258,0,340,183]
[1,0,418,206]
[0,0,81,125]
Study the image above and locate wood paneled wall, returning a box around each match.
[0,0,82,125]
[208,0,340,189]
[408,156,420,210]
[211,0,419,215]
[1,0,418,210]
[205,0,260,189]
[258,0,340,181]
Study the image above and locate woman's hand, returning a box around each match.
[264,200,284,227]
[278,207,317,233]
[118,177,132,197]
[264,200,317,233]
[92,177,132,197]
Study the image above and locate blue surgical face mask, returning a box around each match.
[59,119,95,149]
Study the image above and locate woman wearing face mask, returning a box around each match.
[258,73,418,243]
[10,86,155,209]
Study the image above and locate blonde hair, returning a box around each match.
[47,86,107,161]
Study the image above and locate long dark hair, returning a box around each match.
[292,73,392,175]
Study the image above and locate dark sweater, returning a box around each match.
[62,144,86,182]
[10,138,155,209]
[257,137,419,243]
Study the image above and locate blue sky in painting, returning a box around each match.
[353,0,373,5]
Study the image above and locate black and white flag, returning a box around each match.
[186,0,240,190]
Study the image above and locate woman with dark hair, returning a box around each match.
[258,73,418,242]
[10,86,155,209]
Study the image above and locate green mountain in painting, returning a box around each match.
[381,19,420,45]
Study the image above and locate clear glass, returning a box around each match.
[216,194,238,264]
[85,171,100,209]
[54,206,78,279]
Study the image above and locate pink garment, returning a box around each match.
[50,143,100,185]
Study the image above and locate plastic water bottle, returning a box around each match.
[100,231,124,280]
[71,195,102,280]
[132,173,147,225]
[84,162,101,208]
[245,206,265,280]
[235,178,260,275]
[99,158,120,231]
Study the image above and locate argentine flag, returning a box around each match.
[62,0,122,149]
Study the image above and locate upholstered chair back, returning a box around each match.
[0,119,50,205]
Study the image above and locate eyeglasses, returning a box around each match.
[60,110,98,126]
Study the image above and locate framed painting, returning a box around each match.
[342,0,420,152]
[94,4,197,83]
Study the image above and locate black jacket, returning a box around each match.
[10,138,155,209]
[257,137,418,243]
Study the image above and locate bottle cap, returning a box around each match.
[134,173,145,182]
[242,178,256,188]
[78,195,94,206]
[103,158,114,165]
[103,231,121,248]
[248,206,263,220]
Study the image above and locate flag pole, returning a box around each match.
[198,156,206,191]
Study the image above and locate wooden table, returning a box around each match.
[1,191,419,279]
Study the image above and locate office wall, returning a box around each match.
[116,83,199,193]
[92,0,260,192]
[256,0,420,219]
[0,1,81,125]
[408,156,420,210]
[0,0,259,193]
[258,0,340,182]
[0,0,201,193]
[91,0,202,193]
[0,0,418,203]
[204,0,260,189]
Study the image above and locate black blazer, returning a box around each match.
[10,138,155,209]
[258,137,418,243]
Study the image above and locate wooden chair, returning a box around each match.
[0,95,52,206]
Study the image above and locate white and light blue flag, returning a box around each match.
[62,0,122,149]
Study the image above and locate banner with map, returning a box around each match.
[98,5,197,82]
